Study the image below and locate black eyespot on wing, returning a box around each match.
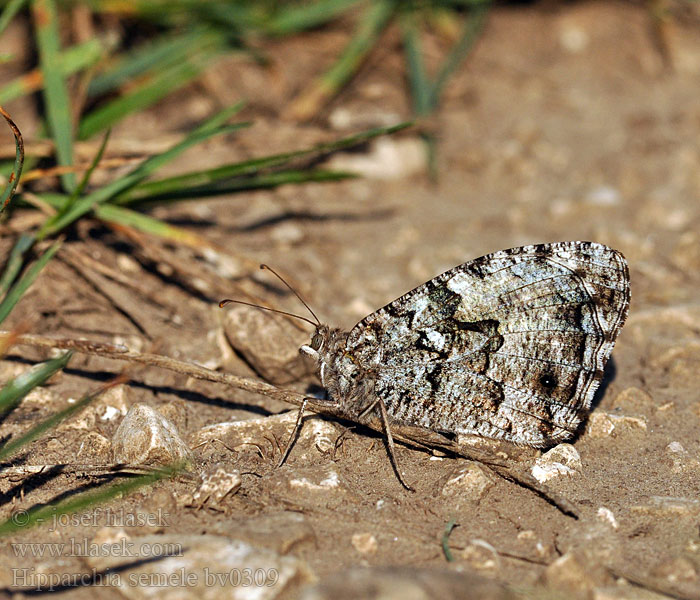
[538,372,558,390]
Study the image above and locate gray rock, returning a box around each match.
[112,403,194,467]
[541,552,609,595]
[585,412,648,440]
[191,412,340,460]
[223,304,311,384]
[208,511,316,554]
[441,462,496,505]
[300,566,517,600]
[87,534,313,600]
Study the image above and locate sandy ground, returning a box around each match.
[1,2,699,599]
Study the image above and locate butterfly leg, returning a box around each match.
[278,396,340,467]
[356,397,413,490]
[376,397,415,492]
[357,397,380,421]
[277,397,308,468]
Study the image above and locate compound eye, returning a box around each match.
[311,332,323,350]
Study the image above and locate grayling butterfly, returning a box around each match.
[222,241,630,488]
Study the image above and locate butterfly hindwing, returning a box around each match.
[344,241,630,447]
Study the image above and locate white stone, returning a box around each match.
[325,137,425,180]
[101,405,121,421]
[531,444,581,483]
[559,25,589,53]
[596,507,619,529]
[585,185,620,206]
[351,533,378,555]
[667,441,685,453]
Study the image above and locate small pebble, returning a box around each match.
[531,444,581,483]
[351,533,378,555]
[597,507,619,530]
[441,463,495,503]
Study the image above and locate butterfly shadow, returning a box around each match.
[570,355,619,444]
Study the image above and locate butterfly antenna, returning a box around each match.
[259,264,321,325]
[218,299,317,327]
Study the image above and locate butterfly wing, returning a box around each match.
[345,241,630,447]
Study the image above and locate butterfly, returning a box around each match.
[222,241,630,489]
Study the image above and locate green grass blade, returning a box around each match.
[429,2,490,109]
[32,0,75,192]
[316,0,394,88]
[71,129,111,202]
[37,104,248,238]
[130,169,355,203]
[0,234,36,295]
[0,351,72,418]
[0,376,121,463]
[95,203,211,246]
[87,28,218,97]
[400,8,433,116]
[0,0,27,37]
[209,169,355,190]
[188,100,247,136]
[78,46,220,140]
[117,121,411,204]
[422,130,438,182]
[0,462,186,537]
[40,123,247,228]
[0,106,24,213]
[115,0,256,30]
[442,517,457,562]
[266,0,363,35]
[0,238,61,326]
[437,0,493,8]
[0,39,103,104]
[288,0,394,120]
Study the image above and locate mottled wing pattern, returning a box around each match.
[345,241,630,447]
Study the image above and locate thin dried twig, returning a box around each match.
[1,331,295,408]
[0,331,579,518]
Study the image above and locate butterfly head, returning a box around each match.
[300,324,350,391]
[299,324,331,362]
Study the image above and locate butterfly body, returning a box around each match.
[300,241,630,449]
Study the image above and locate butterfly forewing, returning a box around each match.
[345,241,630,447]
